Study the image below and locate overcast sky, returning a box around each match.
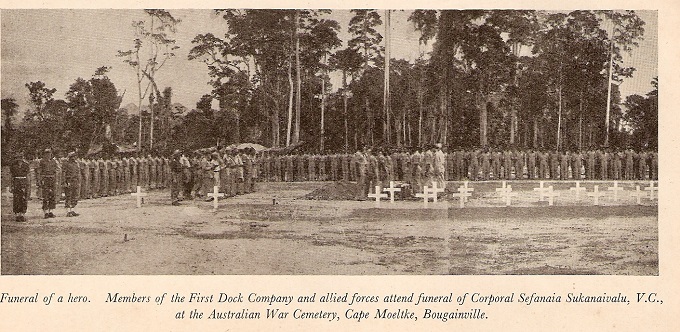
[1,9,657,113]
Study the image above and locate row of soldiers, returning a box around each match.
[256,148,658,184]
[168,148,258,205]
[27,153,172,201]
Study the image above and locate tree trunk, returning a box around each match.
[533,117,539,149]
[293,10,301,144]
[343,70,349,151]
[383,9,391,145]
[320,54,326,152]
[286,54,294,146]
[479,95,488,147]
[557,81,563,152]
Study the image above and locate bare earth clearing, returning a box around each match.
[1,181,657,275]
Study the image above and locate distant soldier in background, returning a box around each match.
[377,149,389,189]
[349,152,357,182]
[296,152,305,182]
[599,148,609,180]
[651,151,658,180]
[433,143,446,189]
[330,153,339,181]
[411,148,423,193]
[318,154,327,181]
[244,149,254,193]
[107,157,116,196]
[502,150,512,180]
[55,154,63,203]
[586,149,596,180]
[11,152,30,222]
[341,153,350,182]
[234,149,245,194]
[539,150,549,179]
[180,152,193,199]
[480,148,490,181]
[549,151,559,180]
[526,149,536,180]
[129,155,138,192]
[613,149,623,180]
[191,153,202,197]
[638,150,648,180]
[625,148,635,180]
[63,152,81,217]
[560,150,570,180]
[307,153,316,181]
[285,154,294,182]
[169,150,183,206]
[400,149,411,185]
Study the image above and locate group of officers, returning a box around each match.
[8,144,658,222]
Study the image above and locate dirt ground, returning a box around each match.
[1,181,658,275]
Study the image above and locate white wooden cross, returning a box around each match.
[630,185,645,205]
[415,186,431,207]
[644,181,657,200]
[607,181,625,202]
[544,186,560,206]
[498,187,518,206]
[451,191,472,208]
[428,182,446,203]
[587,185,606,206]
[495,181,511,194]
[130,186,147,208]
[382,181,401,203]
[368,185,388,206]
[569,181,586,199]
[533,181,550,201]
[457,181,475,202]
[208,186,225,211]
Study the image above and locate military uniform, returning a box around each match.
[63,156,81,214]
[11,156,30,221]
[38,154,58,215]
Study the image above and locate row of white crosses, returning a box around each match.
[369,181,446,207]
[130,185,226,211]
[368,180,658,208]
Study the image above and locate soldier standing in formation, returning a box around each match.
[11,152,30,222]
[433,143,446,189]
[38,149,58,219]
[63,152,81,217]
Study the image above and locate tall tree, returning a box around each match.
[118,9,180,151]
[348,9,383,145]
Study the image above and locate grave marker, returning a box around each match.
[630,185,645,205]
[533,181,550,201]
[587,185,606,206]
[607,181,625,202]
[544,186,560,206]
[457,181,475,202]
[130,186,147,208]
[429,183,446,203]
[207,186,225,211]
[498,187,518,206]
[644,181,657,200]
[382,181,401,203]
[415,186,431,207]
[368,186,388,206]
[569,181,586,199]
[451,191,472,208]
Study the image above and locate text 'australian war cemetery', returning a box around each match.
[1,9,657,275]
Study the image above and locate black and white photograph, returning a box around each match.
[1,8,659,276]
